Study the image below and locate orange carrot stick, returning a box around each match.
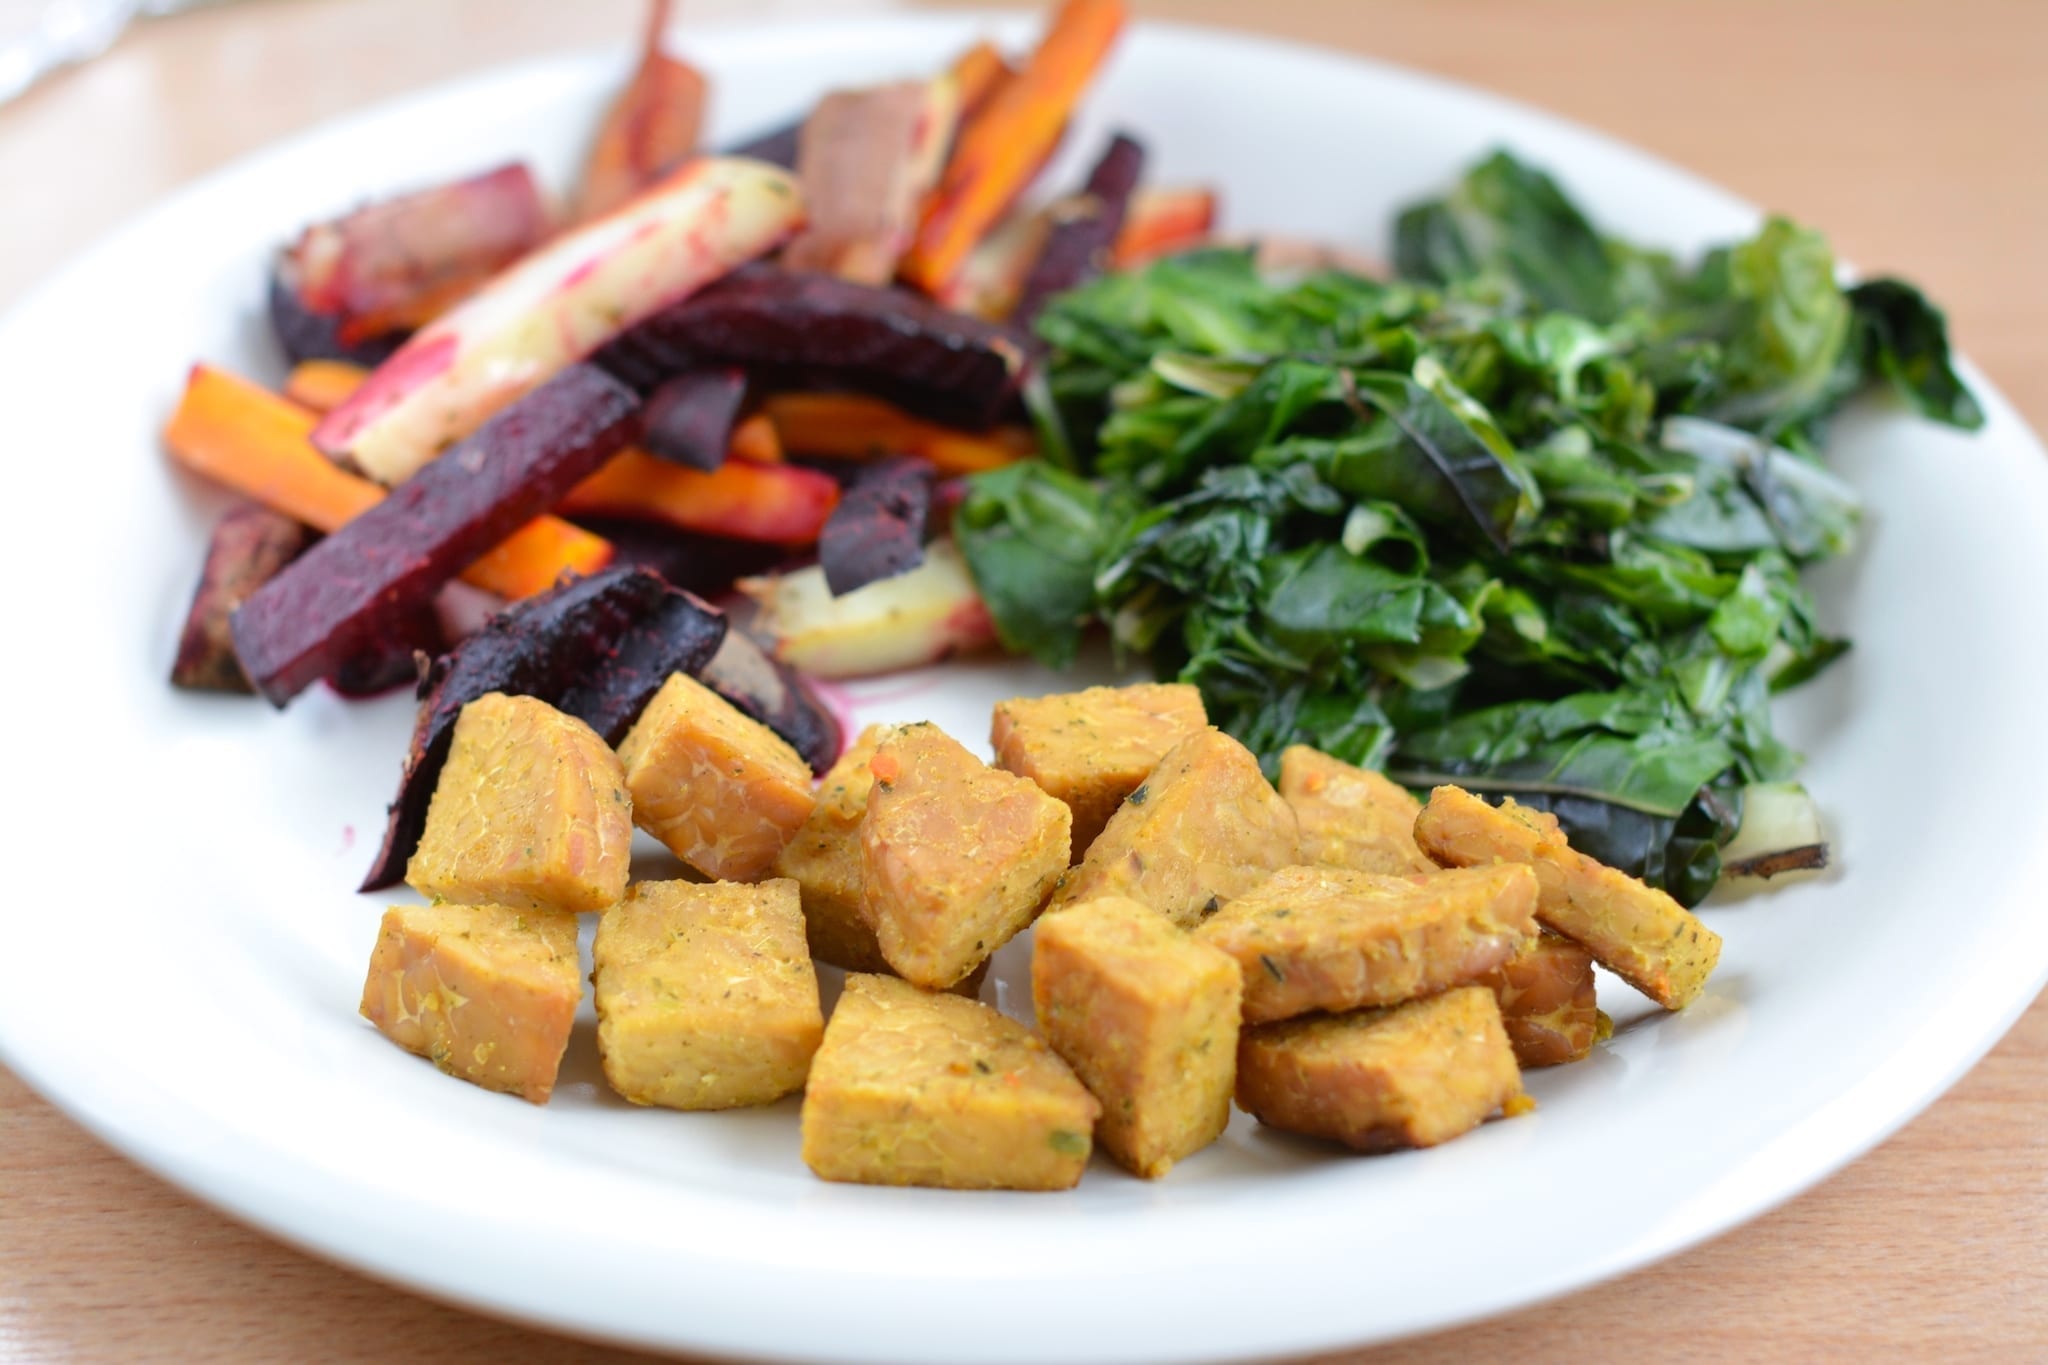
[561,449,839,545]
[948,40,1013,119]
[1113,186,1219,268]
[899,0,1126,293]
[283,360,372,414]
[727,412,782,464]
[165,365,612,600]
[761,393,1036,475]
[577,0,708,220]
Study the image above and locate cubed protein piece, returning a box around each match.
[359,902,582,1104]
[406,692,633,914]
[1236,986,1524,1152]
[1413,785,1722,1010]
[860,723,1071,989]
[616,671,817,881]
[1046,727,1299,928]
[991,682,1208,857]
[773,723,899,973]
[592,878,823,1110]
[1195,863,1539,1025]
[1032,896,1243,1179]
[1480,932,1604,1068]
[800,973,1100,1190]
[1278,745,1435,876]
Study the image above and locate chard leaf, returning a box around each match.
[1850,279,1985,431]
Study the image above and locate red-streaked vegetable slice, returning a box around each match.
[315,156,802,485]
[739,535,995,677]
[360,564,728,891]
[937,206,1051,320]
[1012,132,1145,326]
[576,0,707,219]
[561,449,839,546]
[819,457,934,596]
[783,77,960,286]
[641,366,748,470]
[234,363,642,705]
[1113,185,1218,267]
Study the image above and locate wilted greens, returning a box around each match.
[957,150,1982,904]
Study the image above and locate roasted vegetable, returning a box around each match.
[562,449,839,545]
[281,162,549,346]
[164,364,612,600]
[899,0,1127,292]
[740,535,993,677]
[599,265,1033,428]
[172,503,315,693]
[937,206,1051,320]
[784,78,959,286]
[1113,185,1218,268]
[361,564,728,890]
[235,364,642,705]
[267,272,404,368]
[762,392,1033,474]
[641,366,747,469]
[576,0,707,220]
[315,157,801,485]
[325,599,444,698]
[565,516,785,595]
[698,628,844,773]
[283,360,371,414]
[1013,132,1145,326]
[819,457,933,596]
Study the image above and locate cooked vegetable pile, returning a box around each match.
[958,152,1982,903]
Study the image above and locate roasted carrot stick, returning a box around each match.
[899,0,1126,292]
[761,393,1036,475]
[728,412,782,463]
[949,40,1013,119]
[577,0,708,219]
[1113,186,1219,267]
[561,449,839,545]
[165,365,612,600]
[283,359,371,414]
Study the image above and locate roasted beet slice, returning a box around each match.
[568,516,788,594]
[172,504,315,693]
[1013,132,1146,327]
[268,270,406,368]
[819,457,934,596]
[641,366,747,470]
[231,363,641,706]
[595,264,1033,429]
[360,565,727,891]
[699,628,843,774]
[326,599,443,698]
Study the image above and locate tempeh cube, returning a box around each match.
[359,902,582,1104]
[406,692,633,914]
[1278,745,1435,876]
[860,723,1071,989]
[1236,986,1523,1151]
[800,974,1101,1190]
[1195,863,1539,1024]
[591,878,823,1110]
[616,672,816,881]
[1480,932,1605,1068]
[1413,785,1721,1009]
[1032,896,1243,1178]
[991,683,1208,857]
[1046,727,1299,927]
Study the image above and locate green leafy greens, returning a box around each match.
[957,150,1982,904]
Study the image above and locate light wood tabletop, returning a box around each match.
[3,1,2045,1360]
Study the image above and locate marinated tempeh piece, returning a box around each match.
[1236,986,1523,1152]
[1045,727,1299,927]
[774,723,901,973]
[1413,785,1722,1010]
[406,693,633,914]
[617,672,816,881]
[800,973,1100,1190]
[1032,896,1242,1178]
[1278,745,1435,876]
[592,879,824,1110]
[1195,863,1539,1025]
[1480,932,1605,1069]
[359,902,581,1104]
[991,682,1208,857]
[860,723,1071,989]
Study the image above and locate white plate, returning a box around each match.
[4,14,2046,1364]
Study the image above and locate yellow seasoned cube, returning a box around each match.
[800,974,1101,1190]
[1046,728,1299,927]
[406,693,632,914]
[1236,986,1523,1152]
[991,683,1208,857]
[773,724,898,973]
[1413,785,1721,1010]
[1278,745,1435,876]
[860,723,1071,989]
[1480,932,1605,1068]
[1032,896,1242,1178]
[359,902,581,1104]
[616,672,816,882]
[591,878,823,1110]
[1195,863,1538,1024]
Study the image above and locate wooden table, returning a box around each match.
[3,1,2044,1359]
